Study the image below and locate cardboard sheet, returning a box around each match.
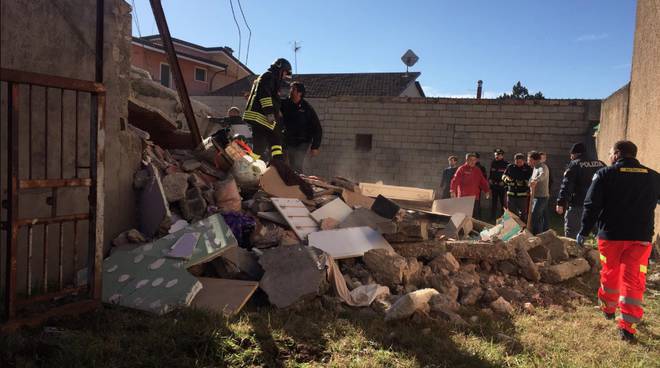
[191,278,259,316]
[431,196,476,217]
[310,197,353,223]
[259,167,306,200]
[308,226,394,259]
[271,198,319,240]
[342,189,375,208]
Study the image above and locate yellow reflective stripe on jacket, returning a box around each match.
[271,146,283,156]
[640,264,647,274]
[600,254,607,263]
[243,111,275,130]
[620,167,648,173]
[259,97,273,108]
[507,192,529,197]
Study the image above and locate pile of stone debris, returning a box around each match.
[105,130,600,323]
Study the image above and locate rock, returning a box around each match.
[363,249,421,289]
[404,284,418,293]
[179,186,207,222]
[258,245,328,308]
[371,298,391,315]
[460,286,484,305]
[429,293,460,313]
[559,236,582,257]
[540,258,591,284]
[481,288,500,304]
[425,274,460,301]
[450,270,480,289]
[446,240,514,261]
[584,249,601,271]
[126,229,146,243]
[523,302,535,314]
[490,297,514,315]
[320,217,340,230]
[385,288,439,321]
[161,172,190,202]
[537,230,569,264]
[251,222,284,248]
[481,308,494,317]
[528,244,551,263]
[181,159,202,172]
[429,252,460,274]
[506,231,541,251]
[497,260,518,275]
[391,240,447,262]
[514,243,540,282]
[496,287,524,303]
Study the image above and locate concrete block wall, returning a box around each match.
[199,95,600,197]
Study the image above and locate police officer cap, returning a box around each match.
[570,142,585,154]
[494,148,504,155]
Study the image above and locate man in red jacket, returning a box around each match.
[450,152,491,218]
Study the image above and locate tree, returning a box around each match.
[498,81,545,100]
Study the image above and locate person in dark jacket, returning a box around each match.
[439,155,458,199]
[489,148,509,220]
[578,140,660,342]
[281,82,322,174]
[502,153,533,222]
[556,142,605,238]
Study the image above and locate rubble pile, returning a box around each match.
[104,130,600,324]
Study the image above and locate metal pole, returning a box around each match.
[149,0,202,147]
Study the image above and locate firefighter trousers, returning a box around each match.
[597,239,651,334]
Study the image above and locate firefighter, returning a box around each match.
[243,58,292,161]
[578,140,660,342]
[243,58,313,198]
[556,142,605,238]
[489,148,509,220]
[502,153,533,222]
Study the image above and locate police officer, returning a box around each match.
[556,142,606,238]
[489,148,509,220]
[578,140,660,342]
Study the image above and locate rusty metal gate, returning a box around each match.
[0,68,105,330]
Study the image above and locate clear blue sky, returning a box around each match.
[130,0,637,99]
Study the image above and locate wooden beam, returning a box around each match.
[358,182,435,202]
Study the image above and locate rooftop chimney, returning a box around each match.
[477,80,483,99]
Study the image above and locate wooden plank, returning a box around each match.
[342,189,375,209]
[259,167,306,200]
[310,198,353,223]
[359,182,435,202]
[191,278,259,316]
[271,198,319,240]
[308,226,394,259]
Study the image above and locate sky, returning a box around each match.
[130,0,637,99]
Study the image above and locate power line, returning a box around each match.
[229,0,242,61]
[131,0,142,38]
[236,0,252,65]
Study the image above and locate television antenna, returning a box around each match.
[292,41,302,74]
[401,49,419,75]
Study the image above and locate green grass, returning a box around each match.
[2,269,659,368]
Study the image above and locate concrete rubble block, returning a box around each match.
[161,172,190,203]
[584,249,602,271]
[497,260,519,275]
[514,243,540,282]
[391,240,447,262]
[446,240,515,261]
[528,243,551,263]
[258,245,329,308]
[424,273,459,301]
[490,296,515,315]
[506,231,542,251]
[384,288,439,321]
[460,286,484,305]
[481,288,500,304]
[429,293,460,313]
[181,159,202,172]
[450,270,481,289]
[428,252,461,275]
[559,236,582,257]
[363,249,422,289]
[537,230,569,264]
[540,258,591,284]
[179,187,208,222]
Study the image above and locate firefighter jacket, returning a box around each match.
[450,163,490,200]
[502,163,533,197]
[557,155,606,208]
[580,158,660,242]
[281,98,323,149]
[489,159,510,189]
[243,71,284,156]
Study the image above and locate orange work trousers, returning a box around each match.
[597,239,651,334]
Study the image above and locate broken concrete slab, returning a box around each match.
[209,246,263,280]
[191,278,259,316]
[506,231,541,251]
[540,258,590,283]
[390,240,447,261]
[308,226,394,260]
[514,243,540,282]
[271,198,319,240]
[363,249,422,290]
[428,252,460,275]
[258,245,328,308]
[431,196,475,217]
[446,240,514,261]
[537,230,569,264]
[310,197,353,223]
[384,288,439,321]
[161,172,190,203]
